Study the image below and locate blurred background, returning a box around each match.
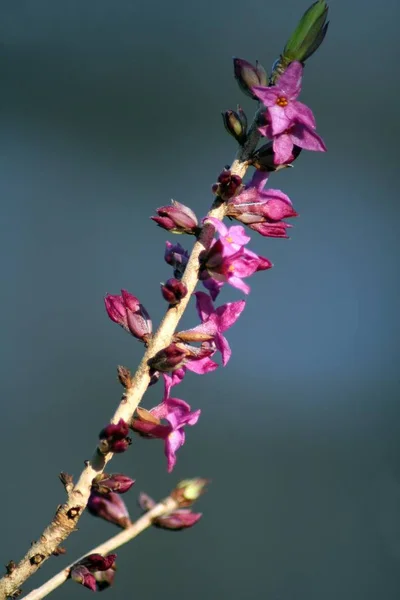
[1,1,400,598]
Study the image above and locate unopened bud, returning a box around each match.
[233,57,268,99]
[271,0,329,83]
[92,473,135,495]
[98,419,131,454]
[88,491,131,528]
[164,241,189,279]
[212,169,243,201]
[161,278,188,305]
[147,342,188,372]
[71,554,117,592]
[222,109,247,145]
[171,478,209,507]
[104,290,152,343]
[138,492,202,531]
[151,200,199,235]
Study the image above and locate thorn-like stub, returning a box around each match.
[11,588,22,598]
[59,472,74,493]
[67,506,82,520]
[117,365,132,389]
[30,554,45,566]
[5,560,16,575]
[53,546,67,556]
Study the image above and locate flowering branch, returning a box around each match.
[0,2,329,598]
[20,477,207,600]
[0,110,258,600]
[21,495,178,600]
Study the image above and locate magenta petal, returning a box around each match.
[195,291,215,322]
[215,300,246,332]
[290,123,327,152]
[273,134,295,164]
[204,217,228,236]
[249,170,270,191]
[165,430,184,472]
[268,105,293,136]
[202,277,223,300]
[215,332,231,366]
[185,356,219,374]
[261,190,296,219]
[287,100,316,130]
[225,225,251,246]
[278,61,303,99]
[228,276,251,294]
[251,85,280,107]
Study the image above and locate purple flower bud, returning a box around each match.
[92,473,135,495]
[212,169,243,201]
[222,109,247,145]
[99,418,131,454]
[104,290,152,343]
[70,565,97,591]
[161,278,188,305]
[164,242,189,279]
[80,554,117,572]
[147,342,188,372]
[233,57,268,99]
[70,554,117,592]
[138,492,202,531]
[88,491,131,528]
[151,200,199,234]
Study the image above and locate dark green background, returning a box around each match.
[1,1,400,598]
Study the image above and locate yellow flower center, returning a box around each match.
[276,95,288,107]
[225,235,233,243]
[228,265,235,273]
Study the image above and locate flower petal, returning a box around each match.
[290,123,327,152]
[277,61,303,99]
[251,85,280,107]
[273,134,295,165]
[286,100,316,129]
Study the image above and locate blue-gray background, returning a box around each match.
[1,1,399,598]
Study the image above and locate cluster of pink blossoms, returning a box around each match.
[103,59,326,476]
[75,57,326,592]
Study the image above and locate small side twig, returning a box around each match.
[21,495,178,600]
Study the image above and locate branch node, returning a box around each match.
[67,506,82,520]
[59,472,74,494]
[52,546,67,557]
[29,554,45,566]
[117,365,133,388]
[5,561,16,575]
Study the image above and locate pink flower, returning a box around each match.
[252,61,316,136]
[227,170,298,238]
[131,379,200,472]
[200,219,272,298]
[260,121,326,164]
[176,292,245,366]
